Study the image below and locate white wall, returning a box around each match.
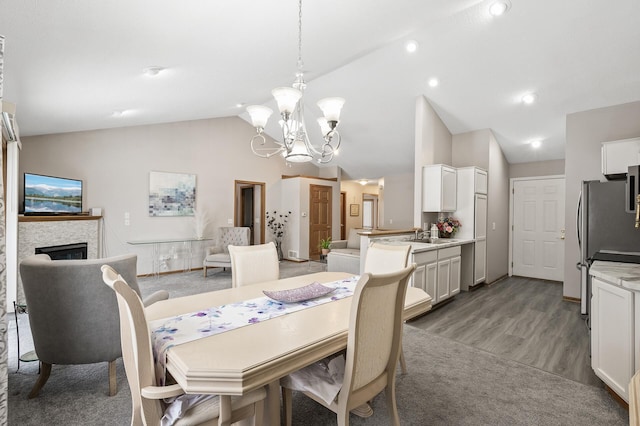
[19,116,318,274]
[510,160,565,178]
[379,173,413,229]
[564,100,640,298]
[414,96,453,227]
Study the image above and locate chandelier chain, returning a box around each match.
[297,0,303,72]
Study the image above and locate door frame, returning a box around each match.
[361,193,378,229]
[508,174,565,278]
[234,180,266,244]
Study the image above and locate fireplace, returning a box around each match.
[35,242,88,260]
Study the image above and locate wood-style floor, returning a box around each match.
[409,275,601,387]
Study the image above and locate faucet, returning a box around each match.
[414,228,423,240]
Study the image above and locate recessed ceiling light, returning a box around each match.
[405,40,418,53]
[235,103,244,108]
[428,78,439,88]
[143,66,165,76]
[489,0,511,16]
[521,92,537,105]
[112,109,134,118]
[530,140,542,149]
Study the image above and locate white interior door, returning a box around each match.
[512,177,565,281]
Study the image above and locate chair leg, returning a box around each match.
[203,267,207,277]
[281,387,293,426]
[28,362,52,398]
[385,385,400,426]
[399,347,408,374]
[108,360,117,396]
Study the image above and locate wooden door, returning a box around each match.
[309,184,332,259]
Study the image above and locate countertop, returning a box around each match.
[589,260,640,292]
[376,237,475,253]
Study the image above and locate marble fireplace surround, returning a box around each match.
[16,215,101,305]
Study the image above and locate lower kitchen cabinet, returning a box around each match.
[591,276,636,402]
[412,246,460,304]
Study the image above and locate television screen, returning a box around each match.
[24,173,83,214]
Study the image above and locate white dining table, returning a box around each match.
[145,271,432,425]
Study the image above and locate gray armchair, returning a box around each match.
[19,253,168,398]
[203,226,250,276]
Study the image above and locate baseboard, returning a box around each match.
[563,296,581,304]
[604,385,629,410]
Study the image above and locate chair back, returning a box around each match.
[19,253,140,365]
[228,242,280,287]
[363,243,411,274]
[340,264,416,422]
[220,227,251,252]
[101,265,164,426]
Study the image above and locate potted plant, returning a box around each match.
[319,237,332,255]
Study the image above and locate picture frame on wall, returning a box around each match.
[350,204,359,216]
[149,171,196,216]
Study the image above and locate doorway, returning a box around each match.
[362,193,378,229]
[234,180,265,245]
[510,176,565,281]
[309,184,332,259]
[340,191,346,240]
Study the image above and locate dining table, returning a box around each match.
[145,271,432,425]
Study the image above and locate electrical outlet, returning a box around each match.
[389,219,393,224]
[492,222,496,230]
[124,212,130,226]
[227,218,233,225]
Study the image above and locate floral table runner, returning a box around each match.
[149,275,360,384]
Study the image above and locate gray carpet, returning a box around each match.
[7,264,629,425]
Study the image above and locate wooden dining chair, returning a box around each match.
[281,264,416,426]
[228,242,279,287]
[101,265,266,426]
[363,243,412,374]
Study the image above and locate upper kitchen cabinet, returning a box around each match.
[423,164,457,212]
[601,137,640,180]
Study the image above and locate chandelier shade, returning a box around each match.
[245,0,344,164]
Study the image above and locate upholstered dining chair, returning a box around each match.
[203,227,250,277]
[101,265,267,426]
[228,242,279,287]
[363,243,412,374]
[19,253,168,398]
[281,264,416,426]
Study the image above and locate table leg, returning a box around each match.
[219,394,232,426]
[265,380,281,425]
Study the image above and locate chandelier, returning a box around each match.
[246,0,345,164]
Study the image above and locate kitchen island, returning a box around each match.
[589,260,640,404]
[363,231,475,305]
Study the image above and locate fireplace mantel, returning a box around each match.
[16,216,103,305]
[19,215,102,222]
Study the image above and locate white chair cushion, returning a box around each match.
[205,253,230,263]
[346,229,360,249]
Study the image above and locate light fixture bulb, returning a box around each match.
[246,105,273,129]
[405,40,419,53]
[317,97,345,122]
[272,87,302,114]
[143,66,164,76]
[489,1,511,16]
[522,92,537,105]
[359,179,368,186]
[531,140,542,149]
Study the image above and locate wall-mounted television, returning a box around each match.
[23,173,83,215]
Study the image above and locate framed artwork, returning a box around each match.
[149,171,196,217]
[350,204,359,216]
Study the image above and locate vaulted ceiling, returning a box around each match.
[1,0,639,180]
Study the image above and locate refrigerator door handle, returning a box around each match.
[576,188,582,251]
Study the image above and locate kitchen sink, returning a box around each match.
[409,238,453,244]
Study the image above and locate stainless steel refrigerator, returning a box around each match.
[577,179,640,315]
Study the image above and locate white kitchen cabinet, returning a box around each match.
[601,137,640,179]
[423,164,457,212]
[591,276,635,402]
[435,246,461,303]
[411,247,460,304]
[456,167,488,290]
[474,239,486,285]
[411,250,437,299]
